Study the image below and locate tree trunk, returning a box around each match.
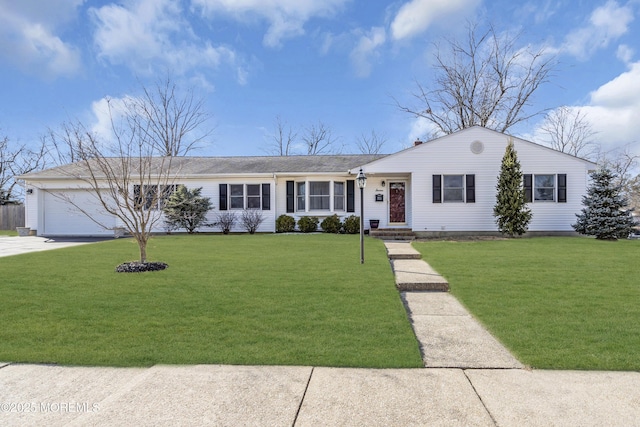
[137,236,148,263]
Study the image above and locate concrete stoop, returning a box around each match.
[384,241,449,291]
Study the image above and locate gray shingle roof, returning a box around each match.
[19,154,387,180]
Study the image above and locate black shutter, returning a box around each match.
[466,174,475,203]
[557,174,567,203]
[219,184,228,210]
[523,174,532,203]
[261,183,271,210]
[432,175,442,203]
[347,180,355,212]
[286,181,295,213]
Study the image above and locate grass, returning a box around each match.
[0,229,17,236]
[0,234,423,368]
[414,237,640,371]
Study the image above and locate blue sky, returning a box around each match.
[1,0,639,158]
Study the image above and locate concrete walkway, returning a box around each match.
[1,239,640,426]
[385,241,523,369]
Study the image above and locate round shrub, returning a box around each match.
[297,216,319,233]
[276,214,296,233]
[320,214,342,233]
[343,215,360,234]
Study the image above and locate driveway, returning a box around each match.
[0,236,108,258]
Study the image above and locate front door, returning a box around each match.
[389,182,406,224]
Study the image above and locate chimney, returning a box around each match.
[414,139,422,146]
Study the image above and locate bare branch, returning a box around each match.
[539,106,598,158]
[396,21,556,136]
[355,130,387,154]
[265,115,298,156]
[301,121,340,155]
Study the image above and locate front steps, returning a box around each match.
[384,241,450,292]
[369,228,415,240]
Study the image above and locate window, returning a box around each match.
[220,183,271,211]
[288,180,355,213]
[524,174,566,203]
[433,174,475,203]
[296,182,306,211]
[443,175,464,202]
[309,181,330,210]
[230,184,244,209]
[334,182,345,211]
[246,184,261,209]
[134,184,176,210]
[534,175,555,201]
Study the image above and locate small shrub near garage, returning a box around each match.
[276,214,296,232]
[320,214,342,233]
[343,215,360,234]
[297,216,319,233]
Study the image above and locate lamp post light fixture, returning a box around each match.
[356,168,367,264]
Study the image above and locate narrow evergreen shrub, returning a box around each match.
[320,214,342,233]
[343,215,360,234]
[276,214,296,232]
[297,216,319,233]
[493,139,532,237]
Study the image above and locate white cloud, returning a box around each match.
[617,44,635,64]
[350,27,386,78]
[0,0,82,78]
[561,0,634,60]
[192,0,348,48]
[90,0,245,83]
[533,62,640,151]
[390,0,480,41]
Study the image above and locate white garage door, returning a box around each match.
[43,191,115,236]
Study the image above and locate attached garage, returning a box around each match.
[42,190,115,236]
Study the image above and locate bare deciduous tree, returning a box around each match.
[596,143,640,210]
[53,110,178,264]
[1,134,46,203]
[266,115,297,156]
[302,121,340,155]
[539,106,597,158]
[131,75,212,156]
[396,22,556,136]
[355,130,387,154]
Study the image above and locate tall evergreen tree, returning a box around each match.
[494,139,532,236]
[163,186,212,234]
[573,168,634,240]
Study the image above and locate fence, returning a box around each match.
[0,204,25,230]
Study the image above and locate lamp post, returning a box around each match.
[356,168,367,264]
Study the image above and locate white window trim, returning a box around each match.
[296,180,346,213]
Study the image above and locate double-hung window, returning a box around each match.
[334,182,345,211]
[134,184,177,210]
[523,174,566,203]
[433,175,475,203]
[309,181,330,210]
[246,184,261,209]
[296,182,306,211]
[534,175,555,201]
[443,175,464,202]
[229,184,244,209]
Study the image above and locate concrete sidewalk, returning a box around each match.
[1,363,639,426]
[1,239,639,425]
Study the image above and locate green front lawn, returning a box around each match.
[414,237,640,371]
[0,229,17,236]
[0,234,423,368]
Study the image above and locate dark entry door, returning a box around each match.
[389,182,406,223]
